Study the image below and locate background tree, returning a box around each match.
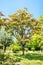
[0,26,13,51]
[38,15,43,40]
[38,15,43,23]
[38,15,43,50]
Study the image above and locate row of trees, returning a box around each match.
[0,8,43,55]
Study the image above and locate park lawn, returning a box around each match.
[15,51,43,65]
[0,50,43,65]
[16,59,43,65]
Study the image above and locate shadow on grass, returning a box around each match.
[18,53,43,61]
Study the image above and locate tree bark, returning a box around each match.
[22,42,26,55]
[22,45,24,55]
[3,45,6,52]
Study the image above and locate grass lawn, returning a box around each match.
[0,50,43,65]
[16,59,43,65]
[15,51,43,65]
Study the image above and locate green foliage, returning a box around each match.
[0,51,21,65]
[0,52,14,65]
[0,18,3,22]
[7,43,21,53]
[0,44,3,49]
[40,40,43,46]
[38,15,43,24]
[26,34,42,51]
[38,15,43,36]
[26,42,32,50]
[25,48,28,52]
[31,34,41,46]
[31,34,42,50]
[0,26,13,51]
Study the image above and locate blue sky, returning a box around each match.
[0,0,43,18]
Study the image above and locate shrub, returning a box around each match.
[8,44,21,53]
[25,48,28,52]
[0,52,15,65]
[12,45,21,53]
[26,42,31,50]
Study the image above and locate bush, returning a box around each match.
[0,52,15,65]
[26,42,31,50]
[26,34,42,51]
[12,45,21,53]
[0,18,3,22]
[31,47,35,51]
[25,48,28,52]
[7,44,21,53]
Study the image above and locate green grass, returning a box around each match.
[0,51,43,65]
[18,59,43,65]
[19,53,43,61]
[15,51,43,65]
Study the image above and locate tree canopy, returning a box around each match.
[0,8,42,54]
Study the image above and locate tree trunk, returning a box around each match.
[22,42,26,55]
[22,45,24,55]
[3,45,6,52]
